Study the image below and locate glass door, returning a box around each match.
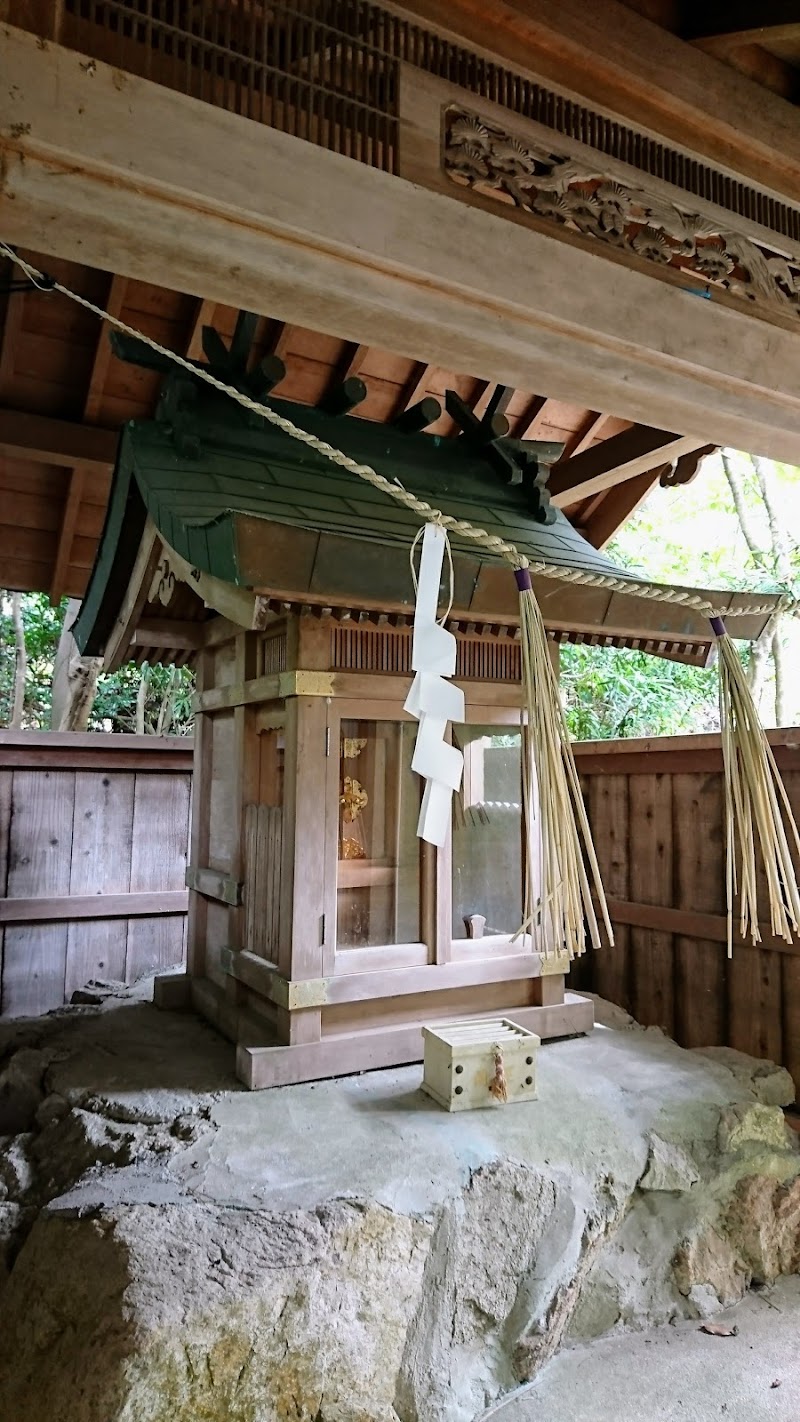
[329,709,430,969]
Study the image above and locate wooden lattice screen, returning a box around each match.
[53,0,800,241]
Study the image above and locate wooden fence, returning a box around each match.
[0,732,192,1018]
[571,729,800,1089]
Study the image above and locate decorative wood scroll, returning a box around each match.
[442,105,800,323]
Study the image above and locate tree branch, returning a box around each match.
[10,593,27,729]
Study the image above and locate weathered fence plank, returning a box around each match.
[575,729,800,1092]
[0,733,192,1017]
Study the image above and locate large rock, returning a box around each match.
[1,990,800,1422]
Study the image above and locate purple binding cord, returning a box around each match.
[515,568,533,592]
[710,615,726,638]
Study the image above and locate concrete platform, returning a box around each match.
[488,1277,800,1422]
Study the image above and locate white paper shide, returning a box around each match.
[404,523,465,846]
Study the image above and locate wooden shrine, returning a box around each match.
[73,319,781,1089]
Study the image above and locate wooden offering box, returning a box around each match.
[422,1018,539,1111]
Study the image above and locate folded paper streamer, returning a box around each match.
[404,524,465,846]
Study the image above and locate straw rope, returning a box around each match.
[516,580,614,960]
[1,243,794,624]
[716,631,800,952]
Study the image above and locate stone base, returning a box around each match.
[0,986,798,1422]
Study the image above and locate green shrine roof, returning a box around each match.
[74,377,780,660]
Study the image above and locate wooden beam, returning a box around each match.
[50,466,85,604]
[7,31,800,461]
[0,889,188,924]
[83,273,128,422]
[582,469,662,548]
[132,618,205,650]
[603,896,800,959]
[0,409,117,471]
[684,2,800,47]
[548,429,704,507]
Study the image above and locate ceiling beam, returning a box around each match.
[683,2,800,46]
[548,428,705,507]
[583,469,663,549]
[0,409,118,472]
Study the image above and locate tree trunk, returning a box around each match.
[720,452,762,564]
[747,623,773,709]
[155,666,179,737]
[773,631,789,726]
[10,592,26,729]
[135,665,149,735]
[50,599,103,732]
[751,455,791,580]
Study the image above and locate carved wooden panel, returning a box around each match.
[441,103,800,324]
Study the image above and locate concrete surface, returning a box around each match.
[488,1277,800,1422]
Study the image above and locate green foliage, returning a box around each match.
[561,645,718,741]
[0,591,194,734]
[561,449,800,740]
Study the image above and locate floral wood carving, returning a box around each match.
[444,106,800,321]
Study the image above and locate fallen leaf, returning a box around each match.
[699,1322,738,1337]
[771,1381,781,1389]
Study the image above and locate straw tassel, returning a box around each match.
[515,566,614,960]
[712,616,800,955]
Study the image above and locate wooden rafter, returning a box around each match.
[0,409,118,471]
[557,412,608,463]
[397,361,434,414]
[0,270,24,402]
[83,275,128,422]
[515,395,550,440]
[583,469,663,549]
[185,297,218,362]
[548,428,705,508]
[51,274,129,602]
[336,342,370,382]
[270,321,293,361]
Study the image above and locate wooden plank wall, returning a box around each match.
[572,729,800,1089]
[0,731,192,1017]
